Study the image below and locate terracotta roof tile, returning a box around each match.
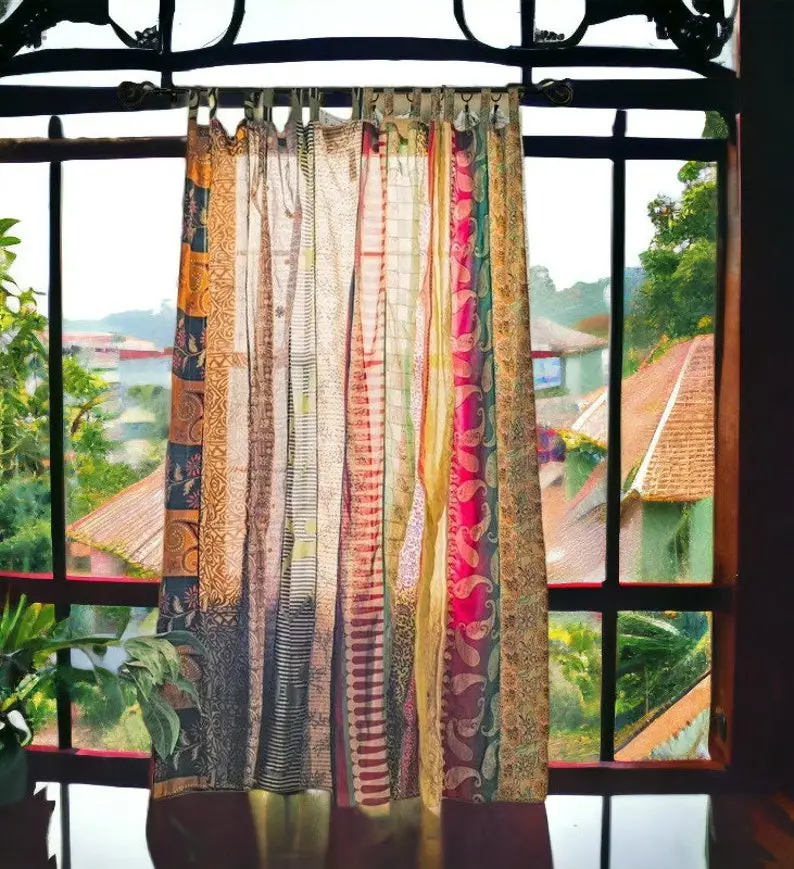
[632,335,714,502]
[570,336,714,501]
[67,465,165,576]
[615,675,711,761]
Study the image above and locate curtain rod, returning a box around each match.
[116,80,574,110]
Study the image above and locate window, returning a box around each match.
[0,0,739,793]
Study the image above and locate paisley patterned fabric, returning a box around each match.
[153,87,548,807]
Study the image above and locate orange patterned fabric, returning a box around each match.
[153,88,547,806]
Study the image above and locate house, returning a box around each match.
[531,316,608,397]
[615,675,711,761]
[542,335,714,583]
[67,465,165,578]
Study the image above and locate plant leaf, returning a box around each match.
[139,691,180,759]
[92,666,126,721]
[170,675,199,707]
[0,218,20,235]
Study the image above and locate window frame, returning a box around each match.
[0,0,749,796]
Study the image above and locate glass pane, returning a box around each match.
[610,795,710,869]
[549,612,602,762]
[174,60,520,90]
[62,159,181,580]
[615,611,711,761]
[71,606,158,752]
[234,0,518,42]
[627,110,714,139]
[547,796,603,869]
[0,116,52,137]
[69,784,153,868]
[526,158,611,583]
[27,654,58,747]
[522,107,615,137]
[621,160,716,583]
[62,110,186,138]
[0,164,52,575]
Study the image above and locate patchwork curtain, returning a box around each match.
[154,86,548,807]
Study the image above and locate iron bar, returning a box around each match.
[158,0,176,88]
[25,750,741,794]
[2,576,161,608]
[600,109,627,764]
[0,78,737,117]
[0,572,733,612]
[601,795,612,868]
[0,37,736,78]
[47,114,71,752]
[0,134,727,164]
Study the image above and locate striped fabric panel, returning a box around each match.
[313,120,363,792]
[383,120,431,800]
[257,116,311,791]
[334,122,390,808]
[238,122,277,788]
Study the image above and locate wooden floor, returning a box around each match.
[1,783,794,868]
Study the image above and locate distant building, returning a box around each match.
[531,317,608,396]
[542,335,714,583]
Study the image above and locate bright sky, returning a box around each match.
[0,1,722,319]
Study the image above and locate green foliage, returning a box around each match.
[0,218,150,570]
[616,611,710,735]
[626,155,717,352]
[530,265,645,330]
[0,595,203,760]
[127,384,170,441]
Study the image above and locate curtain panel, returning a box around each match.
[153,86,548,808]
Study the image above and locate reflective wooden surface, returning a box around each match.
[1,784,792,868]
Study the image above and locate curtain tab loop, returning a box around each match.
[187,88,200,123]
[410,87,422,120]
[362,87,374,122]
[309,87,321,122]
[508,85,520,124]
[289,88,302,124]
[352,87,361,121]
[430,87,441,122]
[262,87,274,122]
[443,88,455,123]
[208,87,219,121]
[383,87,395,121]
[480,88,491,126]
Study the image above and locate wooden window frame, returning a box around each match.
[1,0,790,800]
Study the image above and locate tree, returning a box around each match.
[616,611,710,734]
[0,219,142,571]
[626,112,724,355]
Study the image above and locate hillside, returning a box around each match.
[65,303,177,350]
[530,265,645,333]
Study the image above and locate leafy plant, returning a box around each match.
[0,595,202,760]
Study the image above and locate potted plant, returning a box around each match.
[0,594,201,805]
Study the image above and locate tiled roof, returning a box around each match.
[569,335,714,502]
[530,317,607,356]
[615,675,711,761]
[631,336,714,502]
[67,465,165,576]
